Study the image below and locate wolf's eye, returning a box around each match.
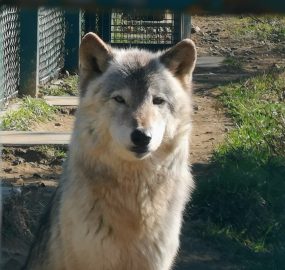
[153,97,165,105]
[113,95,125,104]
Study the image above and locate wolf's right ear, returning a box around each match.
[79,33,113,94]
[160,39,196,86]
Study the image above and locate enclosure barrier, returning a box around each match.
[0,7,190,103]
[0,6,20,102]
[1,0,284,104]
[38,7,65,85]
[1,0,284,13]
[0,6,67,101]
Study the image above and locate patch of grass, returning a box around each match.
[40,86,67,96]
[190,72,285,266]
[34,145,67,160]
[232,16,285,43]
[0,97,57,131]
[189,221,284,270]
[219,73,285,159]
[40,75,78,96]
[223,57,243,70]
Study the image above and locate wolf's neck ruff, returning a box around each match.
[66,135,191,246]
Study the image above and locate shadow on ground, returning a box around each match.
[175,148,285,270]
[2,184,57,270]
[193,63,285,97]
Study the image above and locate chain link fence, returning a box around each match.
[0,6,20,104]
[110,10,175,45]
[79,9,185,50]
[38,7,65,84]
[0,8,188,104]
[81,10,101,37]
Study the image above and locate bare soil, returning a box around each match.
[2,15,284,270]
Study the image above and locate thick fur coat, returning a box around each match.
[23,33,197,270]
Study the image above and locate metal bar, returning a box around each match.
[173,12,182,44]
[84,11,97,33]
[101,11,111,43]
[64,9,81,73]
[19,8,38,97]
[1,0,285,14]
[181,13,191,39]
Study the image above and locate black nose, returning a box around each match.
[131,129,151,147]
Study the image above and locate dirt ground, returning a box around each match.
[1,15,284,270]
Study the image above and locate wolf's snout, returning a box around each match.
[131,129,151,147]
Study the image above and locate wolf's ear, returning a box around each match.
[80,33,112,74]
[160,39,197,85]
[79,33,113,94]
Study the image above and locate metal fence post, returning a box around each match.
[100,12,111,43]
[19,8,38,97]
[173,12,182,44]
[64,9,81,73]
[181,13,191,39]
[84,11,97,34]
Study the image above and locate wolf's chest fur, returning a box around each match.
[60,151,191,270]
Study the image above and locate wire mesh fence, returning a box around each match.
[0,6,20,103]
[81,10,101,37]
[38,7,65,85]
[0,8,188,103]
[80,10,86,38]
[110,10,176,45]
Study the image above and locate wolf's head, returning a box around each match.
[78,33,196,161]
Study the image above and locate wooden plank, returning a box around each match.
[44,96,79,106]
[0,131,71,146]
[196,56,225,68]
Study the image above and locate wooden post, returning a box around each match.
[19,8,38,97]
[64,9,81,73]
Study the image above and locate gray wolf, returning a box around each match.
[23,33,196,270]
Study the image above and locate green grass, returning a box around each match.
[34,145,67,160]
[40,75,78,96]
[223,57,243,70]
[0,97,57,131]
[232,16,285,43]
[190,72,285,267]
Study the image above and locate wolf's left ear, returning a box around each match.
[80,32,112,74]
[79,33,113,95]
[160,39,197,84]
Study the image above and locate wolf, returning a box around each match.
[23,33,196,270]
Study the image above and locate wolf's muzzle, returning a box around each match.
[131,129,151,148]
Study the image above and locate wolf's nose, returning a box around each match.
[131,129,151,147]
